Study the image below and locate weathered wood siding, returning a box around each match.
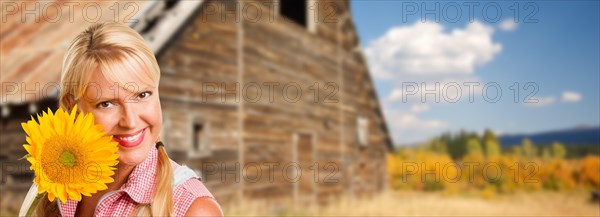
[157,0,390,206]
[157,0,242,203]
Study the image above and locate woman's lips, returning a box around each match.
[113,128,146,148]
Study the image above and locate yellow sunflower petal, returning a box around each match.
[66,186,82,201]
[47,192,56,202]
[37,114,55,142]
[55,184,67,203]
[24,120,45,148]
[36,183,46,194]
[53,110,65,135]
[70,112,87,137]
[21,122,30,136]
[64,105,77,135]
[23,144,34,155]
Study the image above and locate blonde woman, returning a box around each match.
[25,22,223,216]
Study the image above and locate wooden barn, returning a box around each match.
[0,0,393,212]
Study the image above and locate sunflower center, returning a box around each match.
[59,151,76,167]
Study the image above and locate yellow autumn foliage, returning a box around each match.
[388,149,599,195]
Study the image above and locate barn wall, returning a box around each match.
[241,0,342,206]
[157,0,243,203]
[156,0,390,206]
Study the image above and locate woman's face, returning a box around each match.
[77,66,162,167]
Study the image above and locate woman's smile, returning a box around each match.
[113,127,147,148]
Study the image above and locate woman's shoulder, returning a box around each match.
[174,177,215,199]
[175,178,222,216]
[170,161,221,216]
[184,197,223,217]
[170,160,214,198]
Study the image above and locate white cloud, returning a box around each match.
[499,19,518,32]
[561,91,582,103]
[522,91,582,107]
[383,107,449,144]
[387,88,404,102]
[395,113,446,129]
[410,104,430,113]
[524,96,556,107]
[365,21,502,79]
[386,77,484,104]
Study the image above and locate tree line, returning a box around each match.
[388,129,600,195]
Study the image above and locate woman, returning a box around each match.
[33,22,222,216]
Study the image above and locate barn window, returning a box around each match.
[280,0,307,27]
[193,123,204,151]
[191,121,211,157]
[357,116,369,147]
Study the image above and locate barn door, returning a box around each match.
[293,132,315,207]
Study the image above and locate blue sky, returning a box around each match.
[351,1,600,145]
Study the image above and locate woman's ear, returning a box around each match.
[61,93,76,110]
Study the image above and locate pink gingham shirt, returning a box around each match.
[57,147,215,217]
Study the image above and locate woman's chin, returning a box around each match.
[116,140,153,165]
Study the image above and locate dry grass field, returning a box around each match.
[224,190,600,216]
[2,190,598,216]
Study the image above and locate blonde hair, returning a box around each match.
[59,22,160,108]
[45,22,173,216]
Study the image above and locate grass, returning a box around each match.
[223,190,600,216]
[3,190,598,216]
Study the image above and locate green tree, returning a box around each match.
[428,139,448,154]
[512,145,523,157]
[551,142,567,159]
[466,138,483,155]
[483,129,498,142]
[447,131,468,160]
[541,147,552,161]
[522,138,538,159]
[482,129,501,157]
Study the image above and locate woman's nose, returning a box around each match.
[118,104,138,129]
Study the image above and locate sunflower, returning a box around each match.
[22,105,119,203]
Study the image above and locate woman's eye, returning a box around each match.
[97,101,113,108]
[138,91,152,99]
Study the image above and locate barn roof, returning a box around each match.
[0,0,203,105]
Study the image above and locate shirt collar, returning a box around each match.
[121,146,158,204]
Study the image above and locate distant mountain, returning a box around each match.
[499,126,600,147]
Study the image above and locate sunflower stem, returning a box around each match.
[25,193,44,217]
